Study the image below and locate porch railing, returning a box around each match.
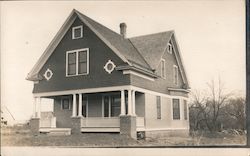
[40,117,56,128]
[81,117,120,128]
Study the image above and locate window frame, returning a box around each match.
[172,98,180,120]
[173,65,178,85]
[167,43,172,54]
[66,48,89,77]
[72,25,83,39]
[160,58,166,79]
[61,97,71,110]
[156,96,162,119]
[184,100,188,120]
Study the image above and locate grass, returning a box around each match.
[1,126,247,147]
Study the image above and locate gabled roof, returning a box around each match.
[26,9,151,80]
[76,11,151,70]
[129,31,173,70]
[26,9,189,87]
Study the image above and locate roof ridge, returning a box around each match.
[129,30,174,39]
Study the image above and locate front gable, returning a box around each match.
[33,17,130,93]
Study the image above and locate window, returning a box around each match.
[184,100,188,120]
[172,99,180,120]
[173,65,178,85]
[160,59,166,79]
[66,48,89,76]
[167,43,172,54]
[103,94,121,117]
[72,26,83,39]
[62,98,70,110]
[156,96,161,119]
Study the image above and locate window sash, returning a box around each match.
[72,26,83,39]
[156,96,161,119]
[66,49,88,76]
[184,100,188,120]
[173,99,180,120]
[62,99,70,110]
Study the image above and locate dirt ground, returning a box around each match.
[1,126,247,147]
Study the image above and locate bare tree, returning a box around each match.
[224,97,246,130]
[190,78,231,132]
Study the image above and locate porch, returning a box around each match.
[31,86,146,137]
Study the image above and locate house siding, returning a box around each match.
[131,40,187,96]
[144,93,189,130]
[135,92,145,117]
[33,17,130,93]
[87,93,102,117]
[54,97,72,128]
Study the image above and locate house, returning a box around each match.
[26,9,190,139]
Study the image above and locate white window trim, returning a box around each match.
[167,43,172,54]
[72,25,83,39]
[66,48,89,77]
[173,65,178,85]
[160,58,166,79]
[61,97,71,110]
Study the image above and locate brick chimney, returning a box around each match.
[120,23,127,38]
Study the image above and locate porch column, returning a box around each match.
[33,97,37,118]
[78,93,82,117]
[132,90,136,116]
[72,94,77,117]
[127,89,132,115]
[120,90,125,115]
[37,97,41,118]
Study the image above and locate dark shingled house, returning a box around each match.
[27,9,190,139]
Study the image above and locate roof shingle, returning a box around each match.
[129,31,173,70]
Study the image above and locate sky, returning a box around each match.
[1,0,246,121]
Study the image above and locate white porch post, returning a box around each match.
[37,97,41,118]
[72,94,77,117]
[132,90,136,116]
[78,93,82,117]
[33,97,37,118]
[127,89,132,115]
[120,90,125,115]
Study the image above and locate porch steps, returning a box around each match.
[39,128,71,135]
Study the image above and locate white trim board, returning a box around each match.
[34,85,188,100]
[123,70,155,81]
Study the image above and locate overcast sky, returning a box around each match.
[1,0,245,120]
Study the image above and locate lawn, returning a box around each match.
[1,125,246,147]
